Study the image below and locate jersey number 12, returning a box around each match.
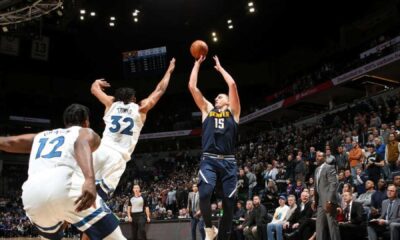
[35,136,65,159]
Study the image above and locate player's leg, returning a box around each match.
[22,167,72,240]
[94,147,126,200]
[218,159,238,240]
[198,156,217,228]
[66,173,126,240]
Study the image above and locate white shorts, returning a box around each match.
[22,166,124,240]
[93,144,127,199]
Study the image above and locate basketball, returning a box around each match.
[190,40,208,59]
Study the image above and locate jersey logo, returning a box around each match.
[208,111,230,118]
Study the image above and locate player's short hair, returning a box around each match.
[114,87,136,104]
[63,104,90,127]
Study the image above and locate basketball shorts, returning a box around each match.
[22,166,123,240]
[93,144,127,200]
[198,152,238,198]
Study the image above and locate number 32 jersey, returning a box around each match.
[28,126,82,176]
[101,101,144,161]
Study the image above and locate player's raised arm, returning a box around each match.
[0,134,36,154]
[74,128,101,212]
[188,56,213,119]
[139,58,176,120]
[213,55,241,122]
[91,79,114,113]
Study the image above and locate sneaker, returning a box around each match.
[205,226,218,240]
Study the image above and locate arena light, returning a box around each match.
[213,37,218,42]
[212,32,216,37]
[57,10,63,16]
[227,19,232,24]
[134,17,138,22]
[109,22,115,27]
[249,7,255,13]
[80,15,84,20]
[248,2,254,7]
[80,9,86,14]
[132,9,140,16]
[2,26,8,32]
[90,12,96,16]
[110,16,115,21]
[228,25,233,29]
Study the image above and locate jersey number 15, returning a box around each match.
[215,118,225,129]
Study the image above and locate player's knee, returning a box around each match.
[199,184,213,200]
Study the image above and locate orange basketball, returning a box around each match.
[190,40,208,59]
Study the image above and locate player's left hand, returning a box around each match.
[75,179,97,212]
[213,55,223,72]
[325,201,332,214]
[147,217,151,223]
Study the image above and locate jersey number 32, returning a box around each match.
[109,115,134,136]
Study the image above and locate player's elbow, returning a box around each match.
[228,81,237,89]
[90,84,98,96]
[188,83,197,92]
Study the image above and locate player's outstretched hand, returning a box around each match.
[167,58,176,74]
[213,55,223,72]
[75,179,97,212]
[94,79,111,90]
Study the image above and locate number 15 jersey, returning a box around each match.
[101,101,144,161]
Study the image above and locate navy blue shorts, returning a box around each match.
[198,153,238,198]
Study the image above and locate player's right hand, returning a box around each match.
[75,179,97,212]
[94,79,111,90]
[195,55,206,65]
[128,217,132,222]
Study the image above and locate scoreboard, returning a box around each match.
[122,46,167,76]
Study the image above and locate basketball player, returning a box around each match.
[188,55,240,240]
[0,104,126,239]
[90,58,175,200]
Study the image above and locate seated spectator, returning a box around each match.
[284,191,314,240]
[294,180,304,200]
[367,184,400,240]
[370,179,387,219]
[243,195,267,240]
[235,200,253,240]
[266,195,292,240]
[355,180,376,217]
[164,210,175,220]
[355,167,368,195]
[338,191,365,239]
[178,208,189,219]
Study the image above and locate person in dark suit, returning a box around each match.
[187,183,205,240]
[284,191,314,240]
[367,184,400,240]
[314,151,341,240]
[338,191,365,239]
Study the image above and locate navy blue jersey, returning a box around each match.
[202,108,238,155]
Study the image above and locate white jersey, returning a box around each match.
[27,126,81,177]
[101,101,143,161]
